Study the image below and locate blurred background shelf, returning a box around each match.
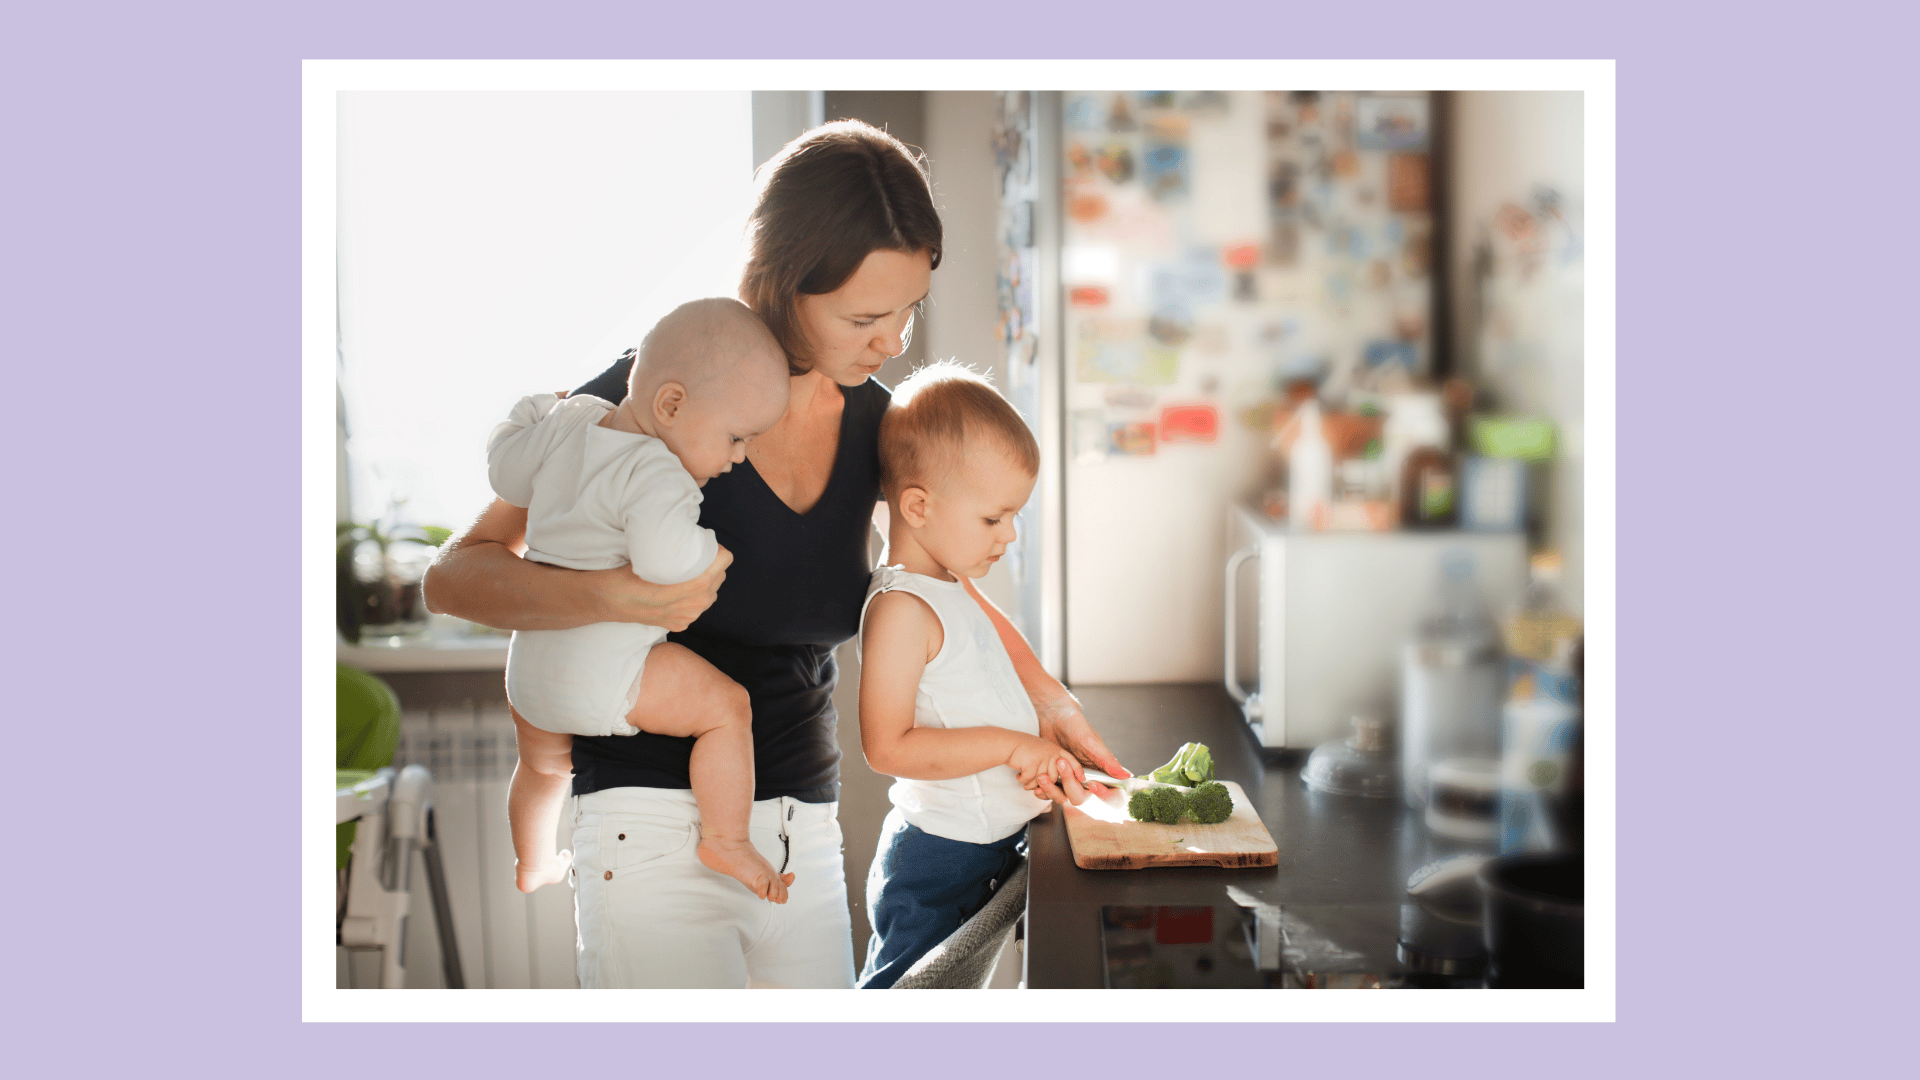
[338,616,510,673]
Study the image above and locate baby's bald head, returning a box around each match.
[630,297,787,402]
[623,298,791,483]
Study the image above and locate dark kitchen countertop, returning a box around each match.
[1023,683,1490,989]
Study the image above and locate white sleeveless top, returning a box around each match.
[858,565,1050,845]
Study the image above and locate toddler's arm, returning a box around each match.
[858,590,1068,786]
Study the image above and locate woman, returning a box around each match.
[423,120,1124,989]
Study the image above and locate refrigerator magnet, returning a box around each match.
[1096,143,1134,185]
[1159,403,1220,444]
[1066,95,1102,131]
[1147,308,1193,347]
[1146,113,1191,144]
[1179,91,1229,115]
[1388,153,1429,212]
[1108,421,1158,456]
[1077,324,1173,386]
[1355,95,1429,151]
[1068,192,1110,224]
[1067,141,1093,178]
[1144,142,1189,201]
[1070,285,1111,307]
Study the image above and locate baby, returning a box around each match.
[487,298,794,903]
[853,362,1073,988]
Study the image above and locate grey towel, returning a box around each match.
[892,859,1030,989]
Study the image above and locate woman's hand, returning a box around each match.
[1031,696,1130,808]
[425,498,731,633]
[582,546,732,631]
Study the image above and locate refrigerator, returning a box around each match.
[1033,90,1443,687]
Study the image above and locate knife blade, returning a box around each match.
[1078,768,1175,793]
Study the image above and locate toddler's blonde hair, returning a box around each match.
[879,361,1040,501]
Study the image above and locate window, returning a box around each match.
[336,91,754,531]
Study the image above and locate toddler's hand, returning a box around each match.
[1007,736,1068,790]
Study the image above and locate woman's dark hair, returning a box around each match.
[740,120,944,374]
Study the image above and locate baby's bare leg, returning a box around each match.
[628,643,792,904]
[508,707,575,893]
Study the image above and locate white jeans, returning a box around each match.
[571,787,856,989]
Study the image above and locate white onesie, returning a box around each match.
[857,565,1050,845]
[487,393,719,737]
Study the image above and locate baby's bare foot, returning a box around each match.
[516,849,572,893]
[698,836,794,903]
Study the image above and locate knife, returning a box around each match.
[1077,768,1177,793]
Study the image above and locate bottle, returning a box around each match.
[1401,445,1459,529]
[1400,549,1504,814]
[1498,553,1583,853]
[1381,392,1447,509]
[1288,399,1332,530]
[1504,554,1582,690]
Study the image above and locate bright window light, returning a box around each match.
[337,91,754,532]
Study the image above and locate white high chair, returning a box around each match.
[336,764,466,988]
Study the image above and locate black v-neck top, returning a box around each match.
[565,351,889,800]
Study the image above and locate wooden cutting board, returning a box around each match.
[1063,781,1278,869]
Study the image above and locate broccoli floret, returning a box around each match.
[1147,742,1216,787]
[1187,781,1233,825]
[1148,786,1188,825]
[1127,785,1190,824]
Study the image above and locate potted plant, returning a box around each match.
[337,515,451,645]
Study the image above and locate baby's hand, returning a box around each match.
[1007,735,1068,790]
[516,849,572,893]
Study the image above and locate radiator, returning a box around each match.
[391,701,580,989]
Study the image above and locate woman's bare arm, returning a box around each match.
[422,498,729,633]
[959,575,1130,805]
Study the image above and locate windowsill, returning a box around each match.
[337,614,509,673]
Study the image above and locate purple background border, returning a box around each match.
[9,0,1913,1074]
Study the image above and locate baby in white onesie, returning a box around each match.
[489,298,793,901]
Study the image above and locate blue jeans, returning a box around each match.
[856,808,1028,989]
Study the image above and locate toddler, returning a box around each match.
[853,362,1072,988]
[488,298,795,902]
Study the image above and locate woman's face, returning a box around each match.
[794,248,933,386]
